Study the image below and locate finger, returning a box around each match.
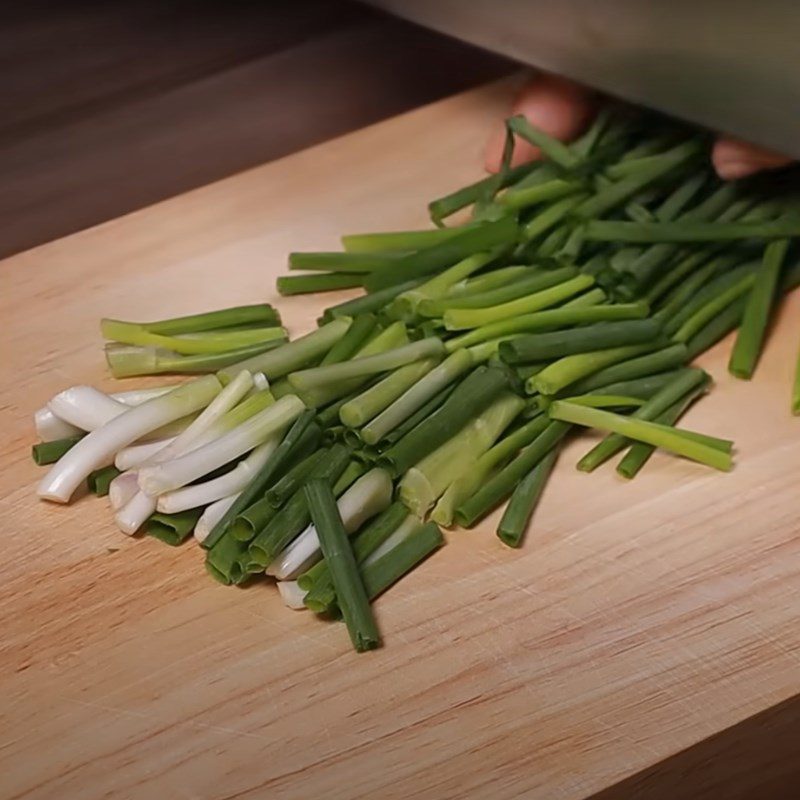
[485,73,596,173]
[711,136,793,181]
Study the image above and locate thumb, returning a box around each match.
[485,74,596,173]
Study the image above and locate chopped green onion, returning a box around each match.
[379,366,511,478]
[201,410,319,548]
[507,115,579,170]
[277,273,364,295]
[499,319,661,364]
[304,480,380,651]
[729,239,790,378]
[288,252,402,273]
[217,318,351,382]
[585,217,800,243]
[576,368,708,471]
[146,508,203,546]
[531,342,658,396]
[206,531,249,585]
[565,344,688,396]
[247,444,350,568]
[265,448,328,508]
[550,401,731,471]
[497,447,559,548]
[365,216,518,292]
[444,274,595,330]
[456,421,570,527]
[360,349,473,445]
[31,435,84,466]
[87,465,121,496]
[100,304,280,338]
[445,302,649,352]
[342,226,474,253]
[319,314,378,366]
[319,280,420,323]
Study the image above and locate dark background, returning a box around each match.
[0,0,511,258]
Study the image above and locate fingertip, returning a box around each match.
[712,136,792,180]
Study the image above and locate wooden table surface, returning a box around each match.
[1,80,799,800]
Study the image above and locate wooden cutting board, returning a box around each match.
[1,79,799,800]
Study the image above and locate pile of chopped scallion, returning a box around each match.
[32,109,800,652]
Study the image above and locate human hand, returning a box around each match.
[485,74,793,181]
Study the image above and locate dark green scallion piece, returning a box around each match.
[320,314,378,365]
[265,448,329,509]
[298,501,409,592]
[496,447,559,548]
[87,465,122,496]
[288,252,402,273]
[585,217,800,244]
[728,238,790,379]
[206,532,249,585]
[304,480,380,652]
[379,366,511,477]
[499,319,662,364]
[456,421,571,528]
[277,273,364,295]
[318,279,421,324]
[379,383,458,447]
[312,522,444,616]
[685,298,746,361]
[32,435,83,466]
[247,444,350,568]
[147,508,204,546]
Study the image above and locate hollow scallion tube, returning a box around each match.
[497,447,559,548]
[378,384,458,448]
[499,319,661,364]
[379,366,511,478]
[728,239,790,378]
[277,273,364,295]
[444,274,595,330]
[264,448,328,508]
[576,368,708,471]
[456,421,570,527]
[318,314,378,366]
[550,401,732,471]
[339,357,439,429]
[247,444,350,567]
[216,318,351,382]
[522,194,588,243]
[616,385,708,479]
[499,178,582,211]
[201,410,318,548]
[531,342,658,396]
[360,349,473,445]
[87,465,121,496]
[303,480,380,651]
[585,217,800,243]
[364,216,519,292]
[444,302,648,352]
[31,435,84,466]
[206,531,249,585]
[146,508,203,546]
[422,266,577,316]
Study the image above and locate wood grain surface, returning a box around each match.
[1,79,799,800]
